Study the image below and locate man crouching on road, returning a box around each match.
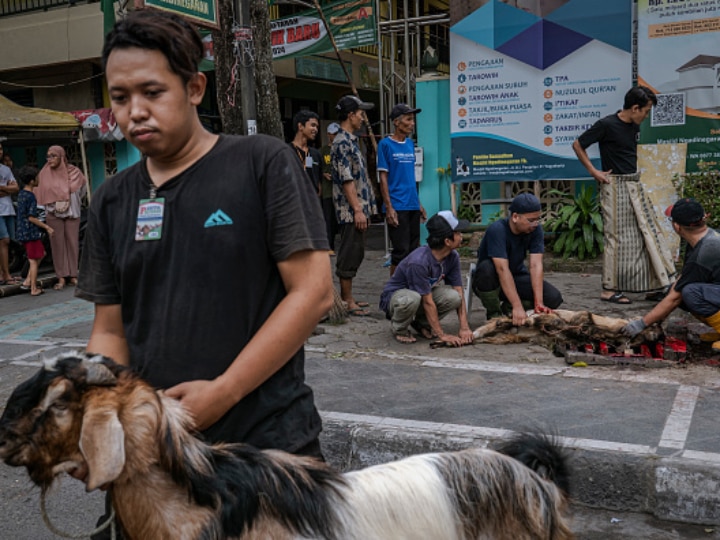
[472,193,563,326]
[623,198,720,347]
[379,211,474,346]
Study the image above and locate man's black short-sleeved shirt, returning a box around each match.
[77,134,329,451]
[577,112,639,174]
[476,218,544,275]
[675,229,720,292]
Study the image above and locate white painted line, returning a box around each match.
[10,360,45,367]
[307,346,720,388]
[659,385,699,450]
[320,411,658,456]
[682,450,720,464]
[423,360,565,376]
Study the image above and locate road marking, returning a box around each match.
[659,385,700,450]
[306,347,720,388]
[682,450,720,464]
[423,359,564,376]
[0,339,88,364]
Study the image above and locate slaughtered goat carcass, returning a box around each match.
[0,352,574,540]
[442,309,663,355]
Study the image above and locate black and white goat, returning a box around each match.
[0,352,574,540]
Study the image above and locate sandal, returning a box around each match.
[411,321,437,339]
[30,289,44,296]
[348,307,370,317]
[53,282,65,291]
[600,292,632,304]
[393,331,416,344]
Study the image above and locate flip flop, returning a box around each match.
[355,301,370,308]
[30,289,44,296]
[348,307,370,316]
[53,283,65,291]
[600,292,632,304]
[393,331,416,344]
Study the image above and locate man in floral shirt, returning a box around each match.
[331,95,377,316]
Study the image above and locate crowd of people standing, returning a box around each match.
[0,142,87,294]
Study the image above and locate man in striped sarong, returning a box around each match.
[572,86,672,305]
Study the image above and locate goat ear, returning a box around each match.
[80,408,125,491]
[82,362,118,386]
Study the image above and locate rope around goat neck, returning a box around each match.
[40,490,116,539]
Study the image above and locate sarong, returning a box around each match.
[600,173,676,293]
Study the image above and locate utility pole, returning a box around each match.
[233,0,257,135]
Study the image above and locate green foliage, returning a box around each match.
[673,162,720,229]
[486,209,504,224]
[545,186,603,260]
[457,203,476,222]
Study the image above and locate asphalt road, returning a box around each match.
[0,282,718,538]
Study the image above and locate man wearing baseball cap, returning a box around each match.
[472,193,563,326]
[320,122,340,251]
[623,198,720,349]
[331,94,377,315]
[377,103,426,275]
[379,210,474,345]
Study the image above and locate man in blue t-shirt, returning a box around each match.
[472,193,563,326]
[380,211,474,345]
[378,103,426,275]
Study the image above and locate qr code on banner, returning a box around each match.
[651,93,686,127]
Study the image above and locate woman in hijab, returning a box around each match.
[35,145,87,290]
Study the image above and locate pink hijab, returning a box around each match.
[35,145,86,206]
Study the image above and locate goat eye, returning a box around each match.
[51,402,68,412]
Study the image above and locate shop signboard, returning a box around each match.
[637,0,720,172]
[449,0,632,182]
[270,0,376,59]
[142,0,219,28]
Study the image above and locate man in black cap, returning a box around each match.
[623,198,720,350]
[377,103,426,275]
[379,210,474,345]
[331,94,377,315]
[472,193,563,326]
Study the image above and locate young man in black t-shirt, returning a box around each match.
[290,109,323,193]
[573,86,657,304]
[77,10,332,454]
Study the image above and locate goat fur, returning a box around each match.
[0,353,574,540]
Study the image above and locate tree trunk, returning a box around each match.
[212,0,283,138]
[212,0,244,135]
[251,0,284,139]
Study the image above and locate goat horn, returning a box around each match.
[83,362,118,386]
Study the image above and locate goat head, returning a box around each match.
[0,352,123,491]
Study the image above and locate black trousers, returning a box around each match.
[471,258,563,309]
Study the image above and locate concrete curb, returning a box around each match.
[319,415,720,526]
[0,275,57,298]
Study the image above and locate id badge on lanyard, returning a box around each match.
[136,198,165,241]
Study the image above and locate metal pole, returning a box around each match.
[403,0,410,101]
[234,0,257,135]
[77,131,91,200]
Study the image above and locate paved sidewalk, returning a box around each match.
[308,232,720,527]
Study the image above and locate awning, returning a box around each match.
[0,94,79,131]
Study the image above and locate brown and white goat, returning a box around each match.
[0,352,574,540]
